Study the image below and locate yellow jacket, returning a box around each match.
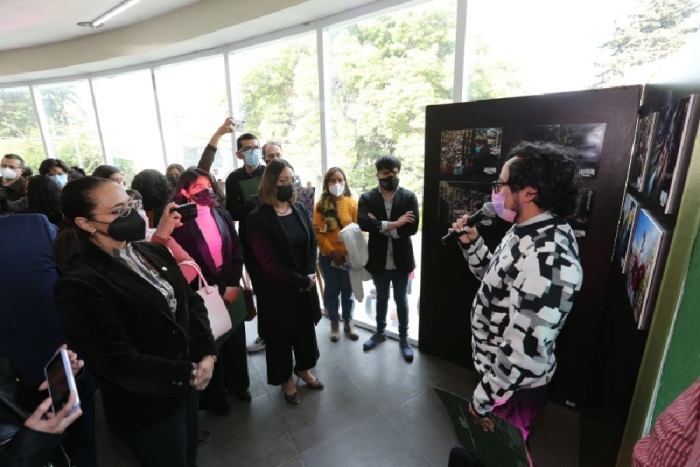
[313,196,358,257]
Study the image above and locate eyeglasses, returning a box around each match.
[491,181,511,192]
[0,164,21,170]
[240,147,260,153]
[92,207,133,218]
[278,179,294,186]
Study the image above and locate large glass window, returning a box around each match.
[328,0,457,199]
[35,81,105,174]
[0,87,46,170]
[156,55,232,178]
[229,34,321,188]
[93,70,165,181]
[464,0,700,99]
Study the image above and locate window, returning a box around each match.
[0,87,46,170]
[93,70,165,181]
[229,34,322,189]
[156,55,232,178]
[35,81,105,174]
[328,0,458,200]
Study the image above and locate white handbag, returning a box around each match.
[180,261,232,340]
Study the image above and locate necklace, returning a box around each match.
[275,204,291,215]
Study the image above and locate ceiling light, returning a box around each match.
[77,0,143,29]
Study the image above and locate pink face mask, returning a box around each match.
[491,189,517,223]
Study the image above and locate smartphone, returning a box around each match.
[44,349,80,415]
[171,202,197,222]
[230,118,246,132]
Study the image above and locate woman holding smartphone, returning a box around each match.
[54,177,217,467]
[171,169,248,415]
[247,159,323,404]
[313,167,359,342]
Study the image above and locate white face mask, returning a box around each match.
[329,183,345,197]
[0,168,18,180]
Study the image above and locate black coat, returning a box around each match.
[357,187,420,274]
[247,203,322,341]
[54,241,217,434]
[170,207,244,295]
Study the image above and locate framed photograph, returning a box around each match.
[438,181,492,226]
[440,128,503,176]
[523,123,607,179]
[296,187,316,221]
[626,209,666,329]
[567,187,596,239]
[616,193,640,273]
[628,113,658,191]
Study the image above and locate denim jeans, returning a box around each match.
[372,269,409,339]
[318,255,355,322]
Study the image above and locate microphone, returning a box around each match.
[441,202,496,245]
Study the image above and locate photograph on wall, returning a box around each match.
[567,187,596,238]
[523,123,607,179]
[438,181,492,225]
[626,209,666,329]
[440,128,503,176]
[656,95,697,213]
[616,193,640,273]
[296,186,316,221]
[628,113,659,191]
[643,96,696,213]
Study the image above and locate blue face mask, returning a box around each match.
[243,149,261,168]
[475,146,481,154]
[53,174,69,187]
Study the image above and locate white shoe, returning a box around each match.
[247,336,266,353]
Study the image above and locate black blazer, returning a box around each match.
[247,203,322,341]
[358,187,420,274]
[170,207,244,294]
[54,241,217,434]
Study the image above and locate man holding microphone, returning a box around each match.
[451,142,583,445]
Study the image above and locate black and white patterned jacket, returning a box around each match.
[461,213,583,415]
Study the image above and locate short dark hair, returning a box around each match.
[2,153,25,167]
[236,133,259,151]
[506,142,580,217]
[172,169,222,207]
[131,169,171,211]
[92,165,121,179]
[54,177,112,270]
[38,158,69,175]
[166,164,185,174]
[375,154,401,173]
[259,159,297,206]
[21,167,33,178]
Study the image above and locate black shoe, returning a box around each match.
[197,430,211,447]
[363,332,387,351]
[400,339,414,363]
[235,390,252,402]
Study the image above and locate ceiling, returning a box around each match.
[0,0,202,51]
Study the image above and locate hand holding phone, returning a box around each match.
[170,202,197,223]
[229,118,246,132]
[44,349,81,416]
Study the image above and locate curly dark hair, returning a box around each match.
[131,169,172,211]
[26,175,63,226]
[506,142,580,217]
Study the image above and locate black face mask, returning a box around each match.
[379,175,399,191]
[168,175,179,186]
[191,189,214,207]
[277,185,295,202]
[94,209,146,242]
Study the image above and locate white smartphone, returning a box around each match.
[230,118,246,132]
[44,349,81,415]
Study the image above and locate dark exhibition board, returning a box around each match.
[419,86,642,409]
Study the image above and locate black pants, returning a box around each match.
[199,323,250,411]
[63,390,98,467]
[265,305,319,386]
[117,390,200,467]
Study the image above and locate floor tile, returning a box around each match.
[198,393,298,467]
[270,366,379,453]
[531,445,563,467]
[301,413,430,467]
[530,405,580,467]
[385,387,460,467]
[278,457,305,467]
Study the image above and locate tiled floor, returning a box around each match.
[96,318,580,467]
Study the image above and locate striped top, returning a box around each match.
[633,377,700,467]
[113,243,177,315]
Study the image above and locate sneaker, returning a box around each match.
[344,321,359,340]
[247,336,265,353]
[363,332,387,351]
[330,320,340,342]
[400,339,414,363]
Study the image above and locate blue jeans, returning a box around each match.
[372,270,409,339]
[318,255,355,322]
